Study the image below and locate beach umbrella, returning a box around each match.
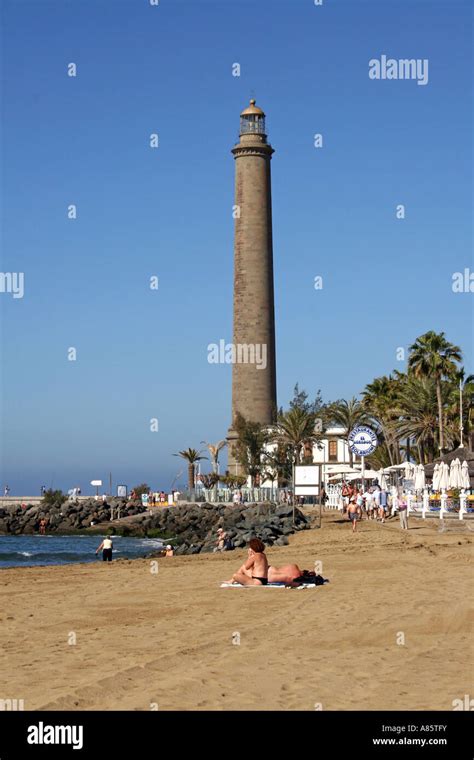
[461,460,471,490]
[432,464,441,491]
[439,462,450,491]
[346,469,379,481]
[414,464,425,491]
[378,469,389,489]
[449,459,460,489]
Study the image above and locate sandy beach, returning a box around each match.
[1,512,472,711]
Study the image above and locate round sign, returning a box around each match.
[348,426,378,456]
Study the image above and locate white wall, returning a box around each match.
[260,428,351,488]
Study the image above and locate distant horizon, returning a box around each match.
[1,0,472,493]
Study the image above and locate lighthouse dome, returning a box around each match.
[240,99,266,136]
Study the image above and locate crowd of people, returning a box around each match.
[340,482,409,532]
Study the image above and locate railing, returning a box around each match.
[326,485,343,510]
[177,487,281,504]
[404,490,473,520]
[240,118,266,135]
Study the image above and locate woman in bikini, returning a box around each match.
[225,538,269,586]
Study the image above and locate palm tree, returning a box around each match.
[395,376,440,463]
[199,473,219,490]
[446,369,474,448]
[173,448,207,493]
[362,375,403,465]
[232,413,269,488]
[200,440,227,500]
[273,407,321,520]
[274,407,320,461]
[328,397,371,465]
[261,444,292,488]
[200,440,226,473]
[408,331,462,454]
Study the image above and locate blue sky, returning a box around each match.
[1,0,472,494]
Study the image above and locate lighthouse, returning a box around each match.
[227,100,277,473]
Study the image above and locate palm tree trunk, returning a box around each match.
[212,456,218,502]
[436,378,445,453]
[188,463,195,491]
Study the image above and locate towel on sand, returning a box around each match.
[220,581,317,589]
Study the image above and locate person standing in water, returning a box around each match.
[96,536,113,562]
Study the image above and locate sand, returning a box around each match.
[1,511,472,711]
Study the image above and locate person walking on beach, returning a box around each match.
[379,488,388,522]
[372,485,381,518]
[225,538,269,586]
[398,497,408,530]
[96,536,113,561]
[364,488,374,520]
[347,497,362,533]
[39,517,47,535]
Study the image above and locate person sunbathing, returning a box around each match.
[267,563,303,584]
[225,538,269,585]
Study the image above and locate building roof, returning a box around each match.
[241,99,265,117]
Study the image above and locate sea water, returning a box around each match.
[0,534,164,568]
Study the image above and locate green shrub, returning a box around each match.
[41,489,68,508]
[131,483,150,498]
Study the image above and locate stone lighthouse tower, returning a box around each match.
[227,99,277,473]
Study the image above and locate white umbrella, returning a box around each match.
[432,463,441,491]
[439,462,450,491]
[346,469,379,481]
[461,460,471,490]
[449,459,461,489]
[414,464,425,491]
[378,469,389,489]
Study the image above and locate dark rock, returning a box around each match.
[275,505,293,518]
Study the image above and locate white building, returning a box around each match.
[311,426,352,487]
[260,426,352,489]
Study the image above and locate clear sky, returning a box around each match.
[1,0,472,495]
